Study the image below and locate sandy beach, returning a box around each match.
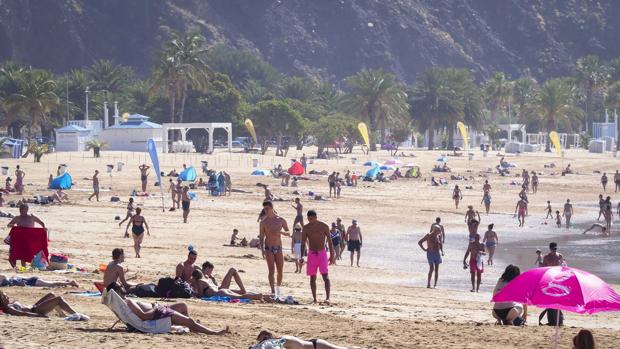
[2,147,620,348]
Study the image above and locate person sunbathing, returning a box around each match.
[253,330,363,349]
[0,274,79,288]
[0,290,86,319]
[191,269,273,302]
[124,297,229,335]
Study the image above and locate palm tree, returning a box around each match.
[512,77,539,125]
[535,78,583,151]
[484,72,512,122]
[574,55,610,132]
[339,69,408,150]
[5,68,60,137]
[443,68,485,148]
[0,62,26,137]
[164,30,210,125]
[86,139,107,158]
[409,68,459,150]
[27,141,48,162]
[87,59,133,102]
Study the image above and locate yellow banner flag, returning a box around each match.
[457,121,468,149]
[357,122,370,148]
[244,118,257,144]
[549,131,561,154]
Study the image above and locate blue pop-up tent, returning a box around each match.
[179,166,197,181]
[365,166,380,179]
[50,172,72,189]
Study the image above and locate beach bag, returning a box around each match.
[156,277,175,297]
[170,279,193,298]
[133,283,158,298]
[539,308,563,326]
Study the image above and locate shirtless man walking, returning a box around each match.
[345,220,363,267]
[88,170,100,202]
[291,198,304,227]
[515,198,528,227]
[418,226,443,289]
[259,201,290,296]
[430,217,446,244]
[302,210,335,304]
[563,199,574,229]
[615,170,620,193]
[103,248,135,294]
[6,204,46,267]
[181,186,191,223]
[139,164,150,192]
[14,165,24,195]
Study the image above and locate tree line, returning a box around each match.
[2,29,620,154]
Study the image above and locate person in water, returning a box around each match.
[124,207,150,258]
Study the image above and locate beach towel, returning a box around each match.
[9,227,48,265]
[179,167,197,182]
[50,172,72,190]
[201,296,251,303]
[287,161,304,176]
[102,289,173,334]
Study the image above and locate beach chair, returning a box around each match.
[101,289,173,334]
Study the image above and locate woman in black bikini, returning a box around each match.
[0,290,83,318]
[124,207,150,258]
[253,330,362,349]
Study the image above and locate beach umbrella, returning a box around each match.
[363,161,379,167]
[251,169,271,176]
[379,165,395,171]
[492,266,620,349]
[384,159,403,166]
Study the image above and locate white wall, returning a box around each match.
[99,128,163,152]
[56,133,88,152]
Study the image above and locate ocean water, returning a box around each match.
[361,204,620,292]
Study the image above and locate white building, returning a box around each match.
[55,120,103,152]
[99,114,163,152]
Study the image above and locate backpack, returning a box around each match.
[156,277,175,298]
[170,279,193,298]
[133,283,158,298]
[539,308,564,326]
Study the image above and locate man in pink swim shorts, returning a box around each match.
[302,209,335,304]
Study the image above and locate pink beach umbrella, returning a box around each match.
[384,159,403,166]
[492,266,620,348]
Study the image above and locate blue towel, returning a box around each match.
[201,296,250,303]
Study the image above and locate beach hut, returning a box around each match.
[99,114,163,152]
[55,125,92,151]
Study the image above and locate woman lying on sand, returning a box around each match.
[191,270,274,302]
[0,290,85,318]
[253,330,364,349]
[0,274,79,288]
[124,297,230,335]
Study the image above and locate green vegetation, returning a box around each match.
[1,28,620,153]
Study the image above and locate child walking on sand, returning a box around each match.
[555,210,562,228]
[545,201,553,219]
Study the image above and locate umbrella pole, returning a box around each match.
[552,310,560,349]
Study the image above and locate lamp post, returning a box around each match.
[85,86,90,121]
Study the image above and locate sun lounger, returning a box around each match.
[101,289,173,334]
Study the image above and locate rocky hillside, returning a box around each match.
[1,0,618,82]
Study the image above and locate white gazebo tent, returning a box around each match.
[162,123,232,153]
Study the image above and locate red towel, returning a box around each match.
[9,227,48,265]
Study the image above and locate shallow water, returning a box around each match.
[361,203,620,292]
